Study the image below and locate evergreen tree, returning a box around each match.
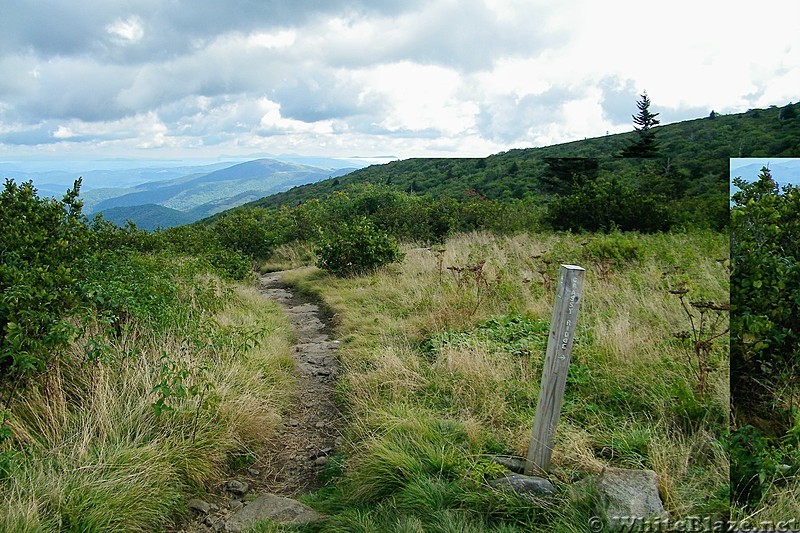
[622,92,661,158]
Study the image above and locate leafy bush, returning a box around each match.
[0,179,90,379]
[731,168,800,388]
[545,174,672,232]
[315,217,404,276]
[731,167,800,506]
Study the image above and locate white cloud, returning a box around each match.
[245,30,296,49]
[353,62,476,134]
[106,16,144,43]
[0,0,797,159]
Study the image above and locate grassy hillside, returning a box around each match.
[250,103,798,213]
[273,231,730,530]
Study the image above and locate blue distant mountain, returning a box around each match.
[730,158,800,188]
[76,158,358,228]
[0,156,367,229]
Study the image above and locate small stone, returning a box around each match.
[226,480,249,496]
[488,474,555,500]
[314,456,329,466]
[247,468,260,476]
[208,503,220,513]
[315,421,326,429]
[212,519,227,532]
[289,420,299,427]
[229,499,244,511]
[490,455,527,474]
[204,515,215,526]
[189,498,212,514]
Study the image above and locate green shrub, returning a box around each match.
[545,174,672,232]
[315,217,404,276]
[0,179,90,379]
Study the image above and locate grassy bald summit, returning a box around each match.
[249,103,798,225]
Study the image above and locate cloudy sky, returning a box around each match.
[1,0,798,162]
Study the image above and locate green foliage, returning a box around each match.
[731,167,800,384]
[244,102,800,232]
[730,425,780,504]
[315,217,405,276]
[151,354,218,443]
[154,224,253,280]
[545,174,671,232]
[308,411,580,531]
[0,179,90,379]
[421,314,549,360]
[731,166,800,507]
[583,233,641,263]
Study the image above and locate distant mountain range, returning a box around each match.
[729,158,800,189]
[89,159,357,230]
[0,157,365,230]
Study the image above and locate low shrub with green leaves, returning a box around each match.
[731,166,800,514]
[315,216,405,276]
[0,179,91,380]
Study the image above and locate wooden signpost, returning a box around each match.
[525,264,585,476]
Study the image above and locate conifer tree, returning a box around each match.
[622,92,660,158]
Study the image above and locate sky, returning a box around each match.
[1,0,799,163]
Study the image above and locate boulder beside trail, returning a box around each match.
[578,467,667,530]
[224,493,326,532]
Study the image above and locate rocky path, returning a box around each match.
[255,271,343,495]
[177,271,342,532]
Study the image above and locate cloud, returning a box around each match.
[106,16,145,44]
[598,77,639,126]
[0,0,797,159]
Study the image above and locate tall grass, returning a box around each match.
[0,282,295,531]
[281,230,730,530]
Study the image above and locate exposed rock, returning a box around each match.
[489,455,527,474]
[581,467,666,530]
[226,480,249,496]
[488,474,555,499]
[229,499,243,512]
[224,493,326,531]
[188,498,212,514]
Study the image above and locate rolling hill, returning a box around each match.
[248,103,799,210]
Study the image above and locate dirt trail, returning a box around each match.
[176,271,343,531]
[254,270,343,495]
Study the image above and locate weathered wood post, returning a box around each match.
[525,264,585,476]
